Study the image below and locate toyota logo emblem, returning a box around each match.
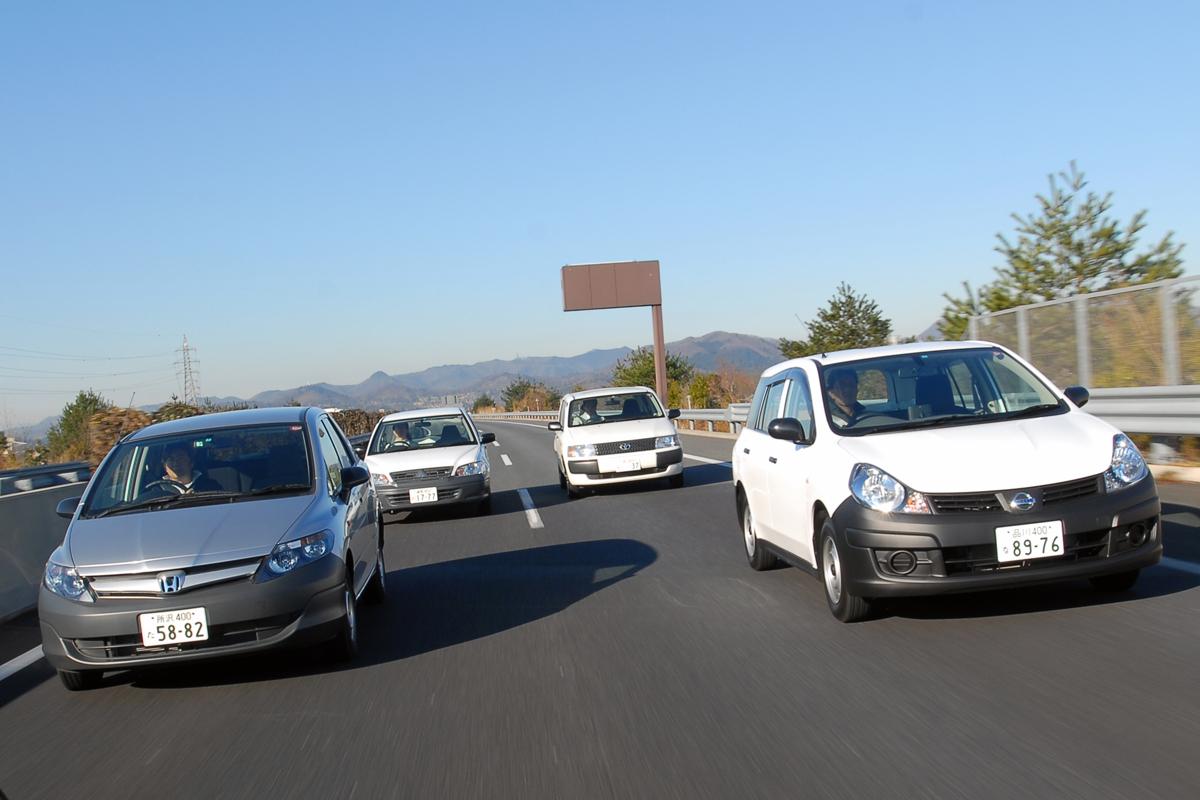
[1010,492,1036,512]
[618,443,632,452]
[158,571,186,594]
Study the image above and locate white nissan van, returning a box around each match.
[732,341,1161,622]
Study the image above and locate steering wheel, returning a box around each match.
[386,440,411,452]
[144,479,188,495]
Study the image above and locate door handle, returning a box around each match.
[768,456,778,464]
[743,448,750,454]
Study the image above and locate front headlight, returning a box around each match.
[453,460,488,477]
[849,464,930,514]
[1105,434,1148,492]
[371,471,394,488]
[655,435,679,449]
[44,562,92,602]
[259,531,334,580]
[567,444,597,458]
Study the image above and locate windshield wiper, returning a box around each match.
[1001,403,1064,421]
[244,483,312,497]
[88,491,239,518]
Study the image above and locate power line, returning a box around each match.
[0,345,175,361]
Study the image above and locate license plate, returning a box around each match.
[615,458,642,473]
[138,607,209,647]
[995,520,1064,563]
[409,487,438,503]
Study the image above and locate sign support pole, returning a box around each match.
[651,304,667,403]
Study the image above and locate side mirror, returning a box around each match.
[668,409,681,420]
[341,465,371,492]
[547,421,563,431]
[1063,386,1089,408]
[480,432,496,444]
[767,417,808,444]
[56,496,82,520]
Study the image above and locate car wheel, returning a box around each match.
[58,669,102,691]
[328,574,359,661]
[558,461,568,491]
[363,544,387,606]
[819,518,873,623]
[668,473,684,489]
[742,496,778,571]
[477,495,492,516]
[1089,569,1140,592]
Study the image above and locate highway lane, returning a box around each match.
[1,423,1199,799]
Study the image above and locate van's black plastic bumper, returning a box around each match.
[377,474,489,512]
[829,476,1161,597]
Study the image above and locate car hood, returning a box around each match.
[563,419,676,445]
[835,411,1116,493]
[68,495,315,576]
[365,444,481,473]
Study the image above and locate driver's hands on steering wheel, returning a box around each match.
[145,478,188,495]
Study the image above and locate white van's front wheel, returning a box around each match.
[819,519,873,623]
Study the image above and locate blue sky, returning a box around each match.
[2,0,1197,427]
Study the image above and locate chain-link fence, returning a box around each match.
[968,276,1200,389]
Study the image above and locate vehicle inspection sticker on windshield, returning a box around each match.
[138,607,208,647]
[409,487,438,504]
[995,520,1064,563]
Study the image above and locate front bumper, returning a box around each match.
[829,476,1162,598]
[566,447,683,486]
[376,474,489,512]
[38,554,346,672]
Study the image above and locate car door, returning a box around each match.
[760,369,818,565]
[739,377,788,541]
[318,417,373,595]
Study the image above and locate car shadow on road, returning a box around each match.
[120,538,657,689]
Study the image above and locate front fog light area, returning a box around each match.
[1105,434,1148,492]
[260,531,333,580]
[44,562,92,601]
[849,464,930,514]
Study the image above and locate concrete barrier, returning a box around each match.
[0,483,80,622]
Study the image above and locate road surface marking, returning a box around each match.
[1160,557,1200,577]
[517,488,544,529]
[683,454,732,466]
[0,645,43,683]
[492,441,501,447]
[501,454,513,466]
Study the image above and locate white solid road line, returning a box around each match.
[683,454,732,467]
[501,454,513,466]
[0,645,43,683]
[517,488,545,529]
[1160,557,1200,577]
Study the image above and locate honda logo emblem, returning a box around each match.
[158,571,186,594]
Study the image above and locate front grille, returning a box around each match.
[930,492,1003,513]
[1042,475,1101,506]
[595,437,659,456]
[70,613,297,661]
[390,467,451,483]
[941,528,1110,575]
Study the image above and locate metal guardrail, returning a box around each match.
[478,390,1198,437]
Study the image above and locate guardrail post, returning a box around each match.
[1016,307,1030,359]
[1160,283,1181,385]
[1074,295,1091,387]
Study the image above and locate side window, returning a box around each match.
[748,380,769,431]
[783,374,815,436]
[754,380,787,432]
[316,420,345,496]
[323,418,355,465]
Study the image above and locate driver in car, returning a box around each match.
[826,369,866,426]
[388,422,411,448]
[160,443,221,493]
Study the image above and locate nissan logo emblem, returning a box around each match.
[1010,492,1036,512]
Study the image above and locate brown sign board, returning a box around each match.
[561,260,661,311]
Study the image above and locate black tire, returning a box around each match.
[363,544,386,606]
[327,574,359,662]
[818,518,873,622]
[1090,569,1140,592]
[741,494,778,571]
[558,463,567,491]
[668,473,684,489]
[58,669,102,691]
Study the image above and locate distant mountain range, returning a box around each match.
[6,331,784,439]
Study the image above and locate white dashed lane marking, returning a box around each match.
[683,454,732,467]
[0,646,43,684]
[500,454,513,466]
[517,488,544,529]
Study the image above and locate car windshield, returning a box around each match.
[568,392,663,427]
[820,347,1065,436]
[368,414,476,454]
[81,423,312,517]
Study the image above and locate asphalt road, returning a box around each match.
[2,424,1199,800]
